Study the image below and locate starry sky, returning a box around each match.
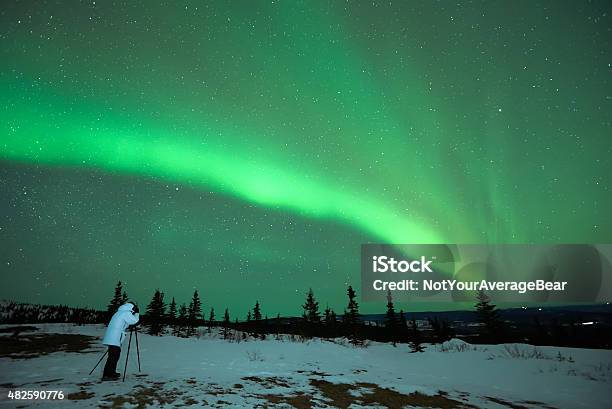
[1,1,611,316]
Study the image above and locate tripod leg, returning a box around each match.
[135,329,141,372]
[89,350,108,375]
[122,330,133,382]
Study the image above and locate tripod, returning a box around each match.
[89,326,141,381]
[122,326,141,381]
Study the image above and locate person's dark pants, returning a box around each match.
[102,346,121,377]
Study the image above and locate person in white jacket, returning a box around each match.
[101,302,139,380]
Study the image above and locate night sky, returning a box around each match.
[1,1,611,316]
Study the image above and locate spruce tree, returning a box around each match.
[223,308,230,339]
[209,307,215,326]
[145,289,166,336]
[345,285,362,345]
[324,305,331,324]
[302,288,321,323]
[475,290,502,340]
[187,290,202,336]
[323,306,337,338]
[168,297,177,327]
[346,285,360,325]
[409,318,425,352]
[247,309,252,322]
[192,290,203,321]
[384,290,398,344]
[253,301,262,322]
[121,291,129,304]
[175,303,187,337]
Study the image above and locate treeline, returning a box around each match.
[132,283,612,349]
[132,283,456,352]
[232,286,456,352]
[0,300,105,324]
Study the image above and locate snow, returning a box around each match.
[1,324,611,408]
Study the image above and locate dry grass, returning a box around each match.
[183,397,199,405]
[0,333,98,359]
[242,375,291,388]
[260,391,313,409]
[309,379,477,409]
[65,390,95,400]
[100,384,184,409]
[483,396,557,409]
[501,344,550,360]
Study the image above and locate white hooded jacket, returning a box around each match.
[102,303,139,347]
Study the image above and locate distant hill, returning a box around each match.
[361,303,612,327]
[0,299,105,324]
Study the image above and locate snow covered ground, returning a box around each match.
[0,324,611,408]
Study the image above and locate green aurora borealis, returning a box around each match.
[1,1,611,315]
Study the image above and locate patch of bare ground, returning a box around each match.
[0,326,38,334]
[182,397,199,405]
[484,396,558,409]
[296,370,333,377]
[0,333,98,359]
[520,400,557,409]
[242,375,291,388]
[310,379,478,409]
[203,383,235,396]
[260,390,313,409]
[100,384,184,409]
[66,390,95,400]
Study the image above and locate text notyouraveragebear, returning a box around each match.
[372,279,568,294]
